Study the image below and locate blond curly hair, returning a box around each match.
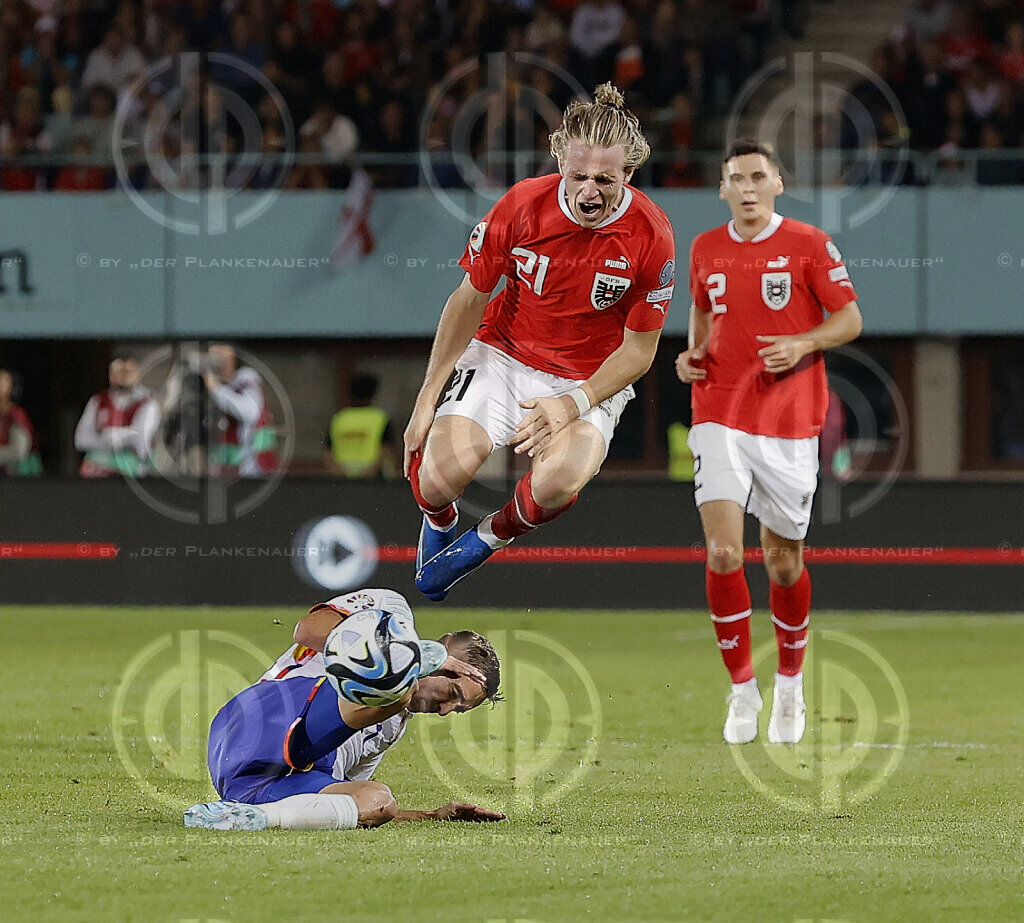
[549,83,651,173]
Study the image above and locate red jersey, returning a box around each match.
[459,173,676,379]
[689,213,858,439]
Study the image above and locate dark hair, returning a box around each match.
[351,373,379,402]
[722,140,779,169]
[438,630,502,703]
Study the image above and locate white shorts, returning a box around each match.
[687,422,819,541]
[434,340,633,452]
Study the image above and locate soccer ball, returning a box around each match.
[323,608,441,706]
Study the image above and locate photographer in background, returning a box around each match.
[74,356,159,478]
[202,344,278,478]
[0,368,42,477]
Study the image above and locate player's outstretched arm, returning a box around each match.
[403,273,491,476]
[509,327,661,456]
[394,801,507,822]
[756,300,863,373]
[337,685,416,729]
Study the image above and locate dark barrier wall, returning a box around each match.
[1,479,1022,611]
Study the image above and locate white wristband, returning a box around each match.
[566,387,591,418]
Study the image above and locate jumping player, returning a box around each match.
[676,141,863,745]
[406,83,676,600]
[184,588,504,830]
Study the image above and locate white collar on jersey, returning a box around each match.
[727,211,783,243]
[557,177,634,228]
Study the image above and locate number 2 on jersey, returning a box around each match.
[707,272,727,314]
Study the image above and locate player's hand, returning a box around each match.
[756,334,811,373]
[508,395,575,457]
[435,655,486,687]
[403,401,435,477]
[675,345,708,383]
[432,802,507,822]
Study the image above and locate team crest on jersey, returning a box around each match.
[761,272,791,310]
[590,272,632,310]
[467,221,487,263]
[659,259,675,286]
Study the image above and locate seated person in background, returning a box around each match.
[202,344,279,478]
[0,368,42,477]
[75,356,159,477]
[325,373,398,478]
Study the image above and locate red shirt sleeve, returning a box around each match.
[624,220,676,332]
[806,230,858,312]
[689,236,712,313]
[457,192,514,293]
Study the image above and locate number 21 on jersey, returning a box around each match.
[707,272,727,314]
[512,247,550,295]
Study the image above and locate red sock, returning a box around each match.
[771,567,811,676]
[707,566,753,684]
[408,451,457,529]
[490,472,577,541]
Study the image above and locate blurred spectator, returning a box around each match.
[613,17,645,95]
[569,0,624,87]
[52,136,107,190]
[0,368,42,477]
[905,0,952,44]
[525,6,566,52]
[68,82,116,159]
[659,92,702,187]
[963,62,1000,124]
[904,39,956,148]
[81,25,145,93]
[201,344,278,478]
[369,99,417,188]
[998,22,1024,83]
[0,86,53,190]
[820,388,853,482]
[74,356,159,477]
[325,373,397,478]
[940,6,989,76]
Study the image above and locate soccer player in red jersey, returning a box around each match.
[676,141,863,744]
[406,84,676,601]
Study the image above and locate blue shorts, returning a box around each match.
[208,675,354,804]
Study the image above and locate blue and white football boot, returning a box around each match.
[184,800,269,831]
[416,514,458,572]
[415,522,505,602]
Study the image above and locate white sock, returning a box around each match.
[477,514,513,550]
[259,793,359,830]
[775,671,803,689]
[731,677,759,696]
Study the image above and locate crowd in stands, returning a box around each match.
[4,1,1024,192]
[0,0,810,191]
[843,0,1024,184]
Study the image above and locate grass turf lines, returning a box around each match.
[2,606,1022,921]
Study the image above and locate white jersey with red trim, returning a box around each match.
[257,587,414,782]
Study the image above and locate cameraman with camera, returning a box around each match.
[201,344,278,478]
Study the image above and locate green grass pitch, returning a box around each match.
[2,605,1022,921]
